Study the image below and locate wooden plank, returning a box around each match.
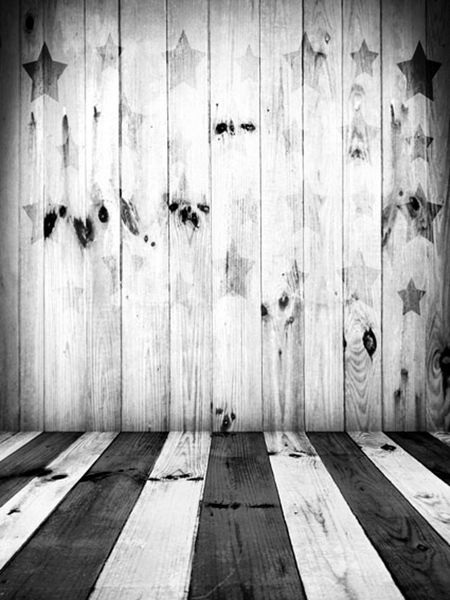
[303,0,344,430]
[0,432,116,573]
[387,431,450,485]
[0,0,20,430]
[91,432,210,600]
[0,432,41,463]
[351,431,450,543]
[167,0,211,430]
[0,432,80,507]
[85,0,121,429]
[0,432,164,599]
[342,0,381,429]
[309,432,450,600]
[265,432,403,600]
[382,0,428,430]
[43,0,87,430]
[188,433,305,600]
[210,0,262,431]
[425,0,450,430]
[431,431,450,446]
[120,0,169,430]
[260,0,304,430]
[20,0,45,429]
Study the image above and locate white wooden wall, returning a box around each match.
[0,0,448,431]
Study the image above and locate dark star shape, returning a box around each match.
[351,39,379,76]
[284,33,327,91]
[22,43,67,102]
[397,41,441,100]
[237,45,259,82]
[224,240,254,298]
[166,30,205,89]
[406,124,433,161]
[398,279,426,315]
[97,34,122,71]
[404,184,442,243]
[342,252,380,306]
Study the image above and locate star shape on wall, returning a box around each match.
[284,33,327,91]
[22,43,67,102]
[404,184,442,243]
[97,34,122,71]
[237,45,259,82]
[224,240,254,298]
[406,124,433,161]
[398,279,426,315]
[397,41,441,100]
[166,30,205,89]
[23,203,42,243]
[342,252,380,306]
[350,40,378,76]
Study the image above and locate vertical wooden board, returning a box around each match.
[120,0,169,431]
[382,0,428,430]
[211,0,262,432]
[343,0,382,430]
[20,0,45,429]
[260,0,304,430]
[425,0,450,430]
[0,1,19,430]
[85,0,121,430]
[167,0,211,430]
[303,0,344,430]
[43,0,87,430]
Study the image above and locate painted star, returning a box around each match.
[351,40,379,76]
[224,240,254,298]
[23,203,42,243]
[166,30,205,88]
[342,252,380,306]
[398,279,426,315]
[237,45,259,82]
[406,124,433,161]
[97,34,122,71]
[284,33,326,91]
[404,184,442,243]
[397,41,441,100]
[22,43,67,102]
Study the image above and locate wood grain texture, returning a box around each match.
[343,0,382,430]
[0,432,164,600]
[211,0,262,432]
[20,0,45,429]
[382,0,428,430]
[0,432,116,573]
[0,432,41,463]
[260,0,304,431]
[85,0,121,430]
[0,0,20,430]
[167,0,212,430]
[91,432,210,600]
[188,433,305,600]
[388,431,450,485]
[265,432,403,600]
[309,432,450,600]
[425,0,450,430]
[120,0,169,431]
[351,431,450,543]
[431,431,450,445]
[303,0,344,430]
[43,0,87,430]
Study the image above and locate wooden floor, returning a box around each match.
[0,432,449,599]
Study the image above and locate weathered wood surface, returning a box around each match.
[431,431,450,445]
[0,432,40,463]
[265,432,403,600]
[91,432,210,600]
[309,432,450,600]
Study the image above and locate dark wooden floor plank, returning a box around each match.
[0,432,167,600]
[0,432,81,507]
[387,432,450,485]
[308,432,450,600]
[188,432,306,600]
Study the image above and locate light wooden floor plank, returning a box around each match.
[90,432,210,600]
[265,432,403,600]
[351,432,450,544]
[0,432,116,572]
[0,432,40,462]
[388,432,450,485]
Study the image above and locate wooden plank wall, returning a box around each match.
[0,0,448,431]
